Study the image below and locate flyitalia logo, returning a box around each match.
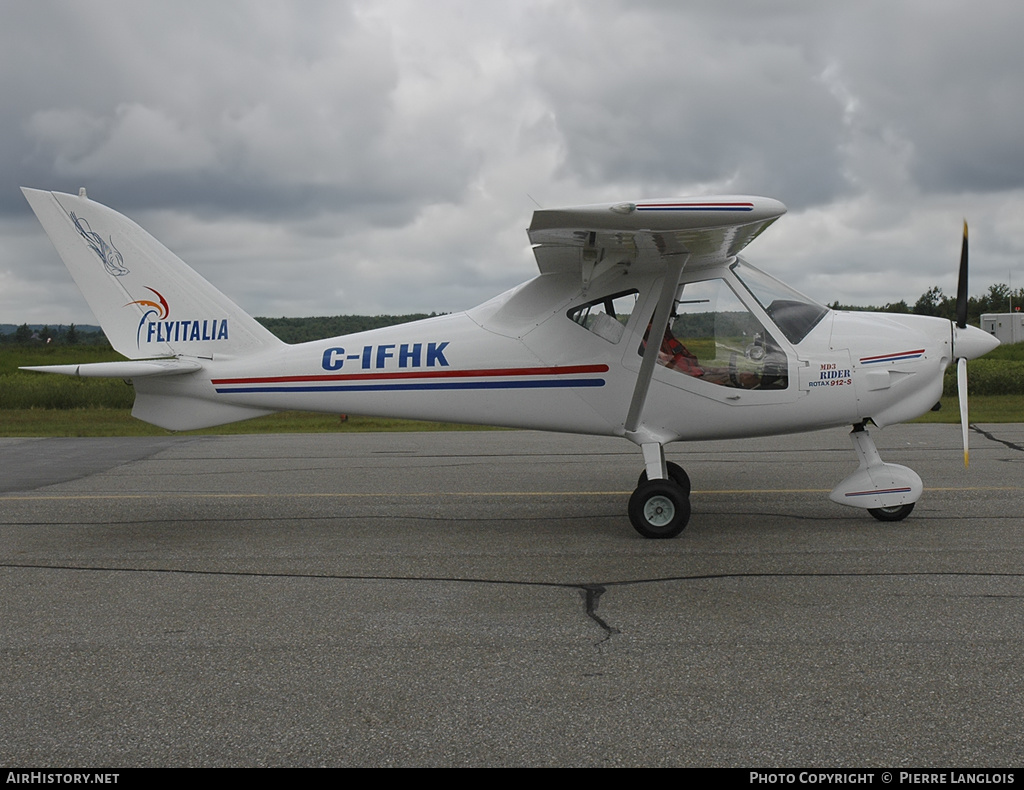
[126,287,230,347]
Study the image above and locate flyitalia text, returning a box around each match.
[145,318,229,343]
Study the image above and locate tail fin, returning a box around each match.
[22,188,284,360]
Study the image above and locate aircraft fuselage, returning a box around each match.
[133,257,981,444]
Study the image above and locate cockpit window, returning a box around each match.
[730,260,828,344]
[639,278,788,390]
[567,289,638,343]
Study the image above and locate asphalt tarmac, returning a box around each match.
[1,424,1022,767]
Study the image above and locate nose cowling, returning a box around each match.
[953,322,1000,360]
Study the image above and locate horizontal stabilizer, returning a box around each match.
[21,358,203,378]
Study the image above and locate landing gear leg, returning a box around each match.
[629,443,691,538]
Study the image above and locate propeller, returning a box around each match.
[956,221,969,467]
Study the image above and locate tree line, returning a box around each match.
[0,323,106,346]
[830,283,1023,325]
[254,313,442,344]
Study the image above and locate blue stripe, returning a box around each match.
[216,378,606,394]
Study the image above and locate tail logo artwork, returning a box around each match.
[71,212,130,277]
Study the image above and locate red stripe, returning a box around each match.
[212,364,610,386]
[860,349,925,362]
[638,202,753,208]
[846,487,912,497]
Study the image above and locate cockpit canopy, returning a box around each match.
[566,259,829,393]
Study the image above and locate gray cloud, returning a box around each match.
[3,0,1024,323]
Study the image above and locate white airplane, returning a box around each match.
[21,188,999,538]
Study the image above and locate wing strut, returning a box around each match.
[624,252,690,434]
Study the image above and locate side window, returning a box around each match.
[567,290,639,344]
[639,278,788,389]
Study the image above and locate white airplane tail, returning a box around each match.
[22,188,283,360]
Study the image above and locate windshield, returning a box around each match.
[730,260,828,344]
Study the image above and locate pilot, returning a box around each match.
[641,319,761,388]
[657,325,705,376]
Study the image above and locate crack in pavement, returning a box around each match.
[972,425,1024,454]
[4,563,1022,644]
[579,584,620,639]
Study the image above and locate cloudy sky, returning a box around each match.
[3,0,1023,325]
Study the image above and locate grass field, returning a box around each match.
[0,344,124,376]
[909,395,1022,423]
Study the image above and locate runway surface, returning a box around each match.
[1,424,1023,767]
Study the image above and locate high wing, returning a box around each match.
[529,196,786,289]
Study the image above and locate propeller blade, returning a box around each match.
[958,356,969,467]
[954,222,971,466]
[956,221,969,329]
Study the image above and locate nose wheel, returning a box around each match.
[830,424,923,520]
[868,503,915,522]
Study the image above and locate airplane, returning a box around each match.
[20,187,1000,538]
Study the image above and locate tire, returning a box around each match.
[637,461,691,498]
[868,503,915,522]
[628,479,691,539]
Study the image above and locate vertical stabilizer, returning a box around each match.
[22,188,283,359]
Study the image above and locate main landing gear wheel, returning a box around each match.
[637,461,691,497]
[868,503,915,522]
[628,479,691,539]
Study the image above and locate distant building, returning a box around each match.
[981,312,1024,344]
